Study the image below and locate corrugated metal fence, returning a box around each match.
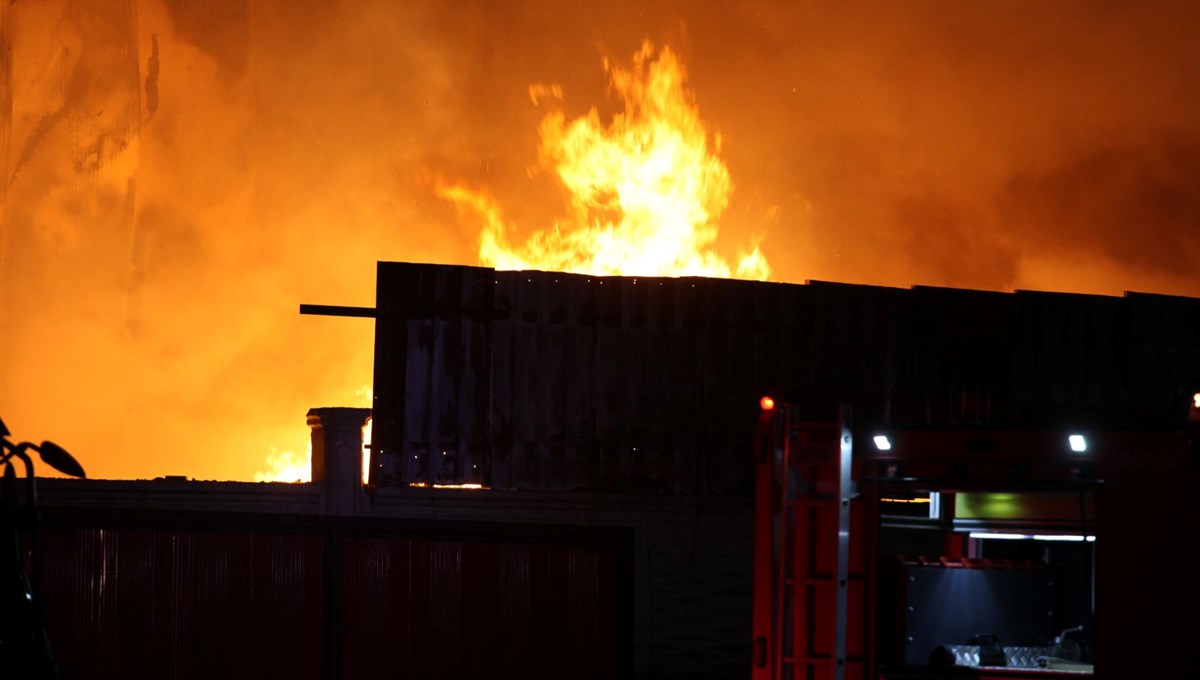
[35,510,629,680]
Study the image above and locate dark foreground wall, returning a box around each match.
[33,493,632,680]
[33,410,750,680]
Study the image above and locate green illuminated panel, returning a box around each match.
[955,492,1094,522]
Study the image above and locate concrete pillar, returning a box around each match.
[308,407,371,516]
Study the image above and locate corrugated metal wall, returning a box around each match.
[340,538,618,678]
[39,527,324,680]
[34,514,626,680]
[370,263,1200,492]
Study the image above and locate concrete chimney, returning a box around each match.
[307,407,371,515]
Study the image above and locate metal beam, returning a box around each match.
[835,404,854,680]
[298,304,376,318]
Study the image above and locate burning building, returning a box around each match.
[28,260,1200,679]
[4,2,1200,678]
[5,1,1200,483]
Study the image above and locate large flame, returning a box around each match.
[438,42,770,280]
[255,43,761,485]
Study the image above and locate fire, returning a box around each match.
[256,44,766,485]
[255,385,373,484]
[254,446,312,484]
[437,42,771,280]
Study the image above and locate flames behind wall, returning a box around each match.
[3,1,1200,480]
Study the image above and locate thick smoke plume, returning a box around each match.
[2,0,1199,480]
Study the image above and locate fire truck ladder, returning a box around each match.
[754,402,868,680]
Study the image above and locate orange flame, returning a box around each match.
[255,385,373,484]
[254,445,312,484]
[438,42,770,280]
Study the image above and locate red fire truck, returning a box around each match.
[752,392,1200,679]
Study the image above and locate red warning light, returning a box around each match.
[760,396,775,411]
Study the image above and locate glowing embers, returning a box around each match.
[436,42,770,280]
[759,395,775,411]
[405,448,488,490]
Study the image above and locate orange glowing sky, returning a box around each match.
[2,0,1199,480]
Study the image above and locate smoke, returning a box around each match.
[1,0,479,479]
[2,0,1199,479]
[678,0,1200,297]
[1002,136,1200,290]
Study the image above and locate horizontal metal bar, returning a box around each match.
[299,304,377,318]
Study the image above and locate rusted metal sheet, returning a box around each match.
[372,261,1200,493]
